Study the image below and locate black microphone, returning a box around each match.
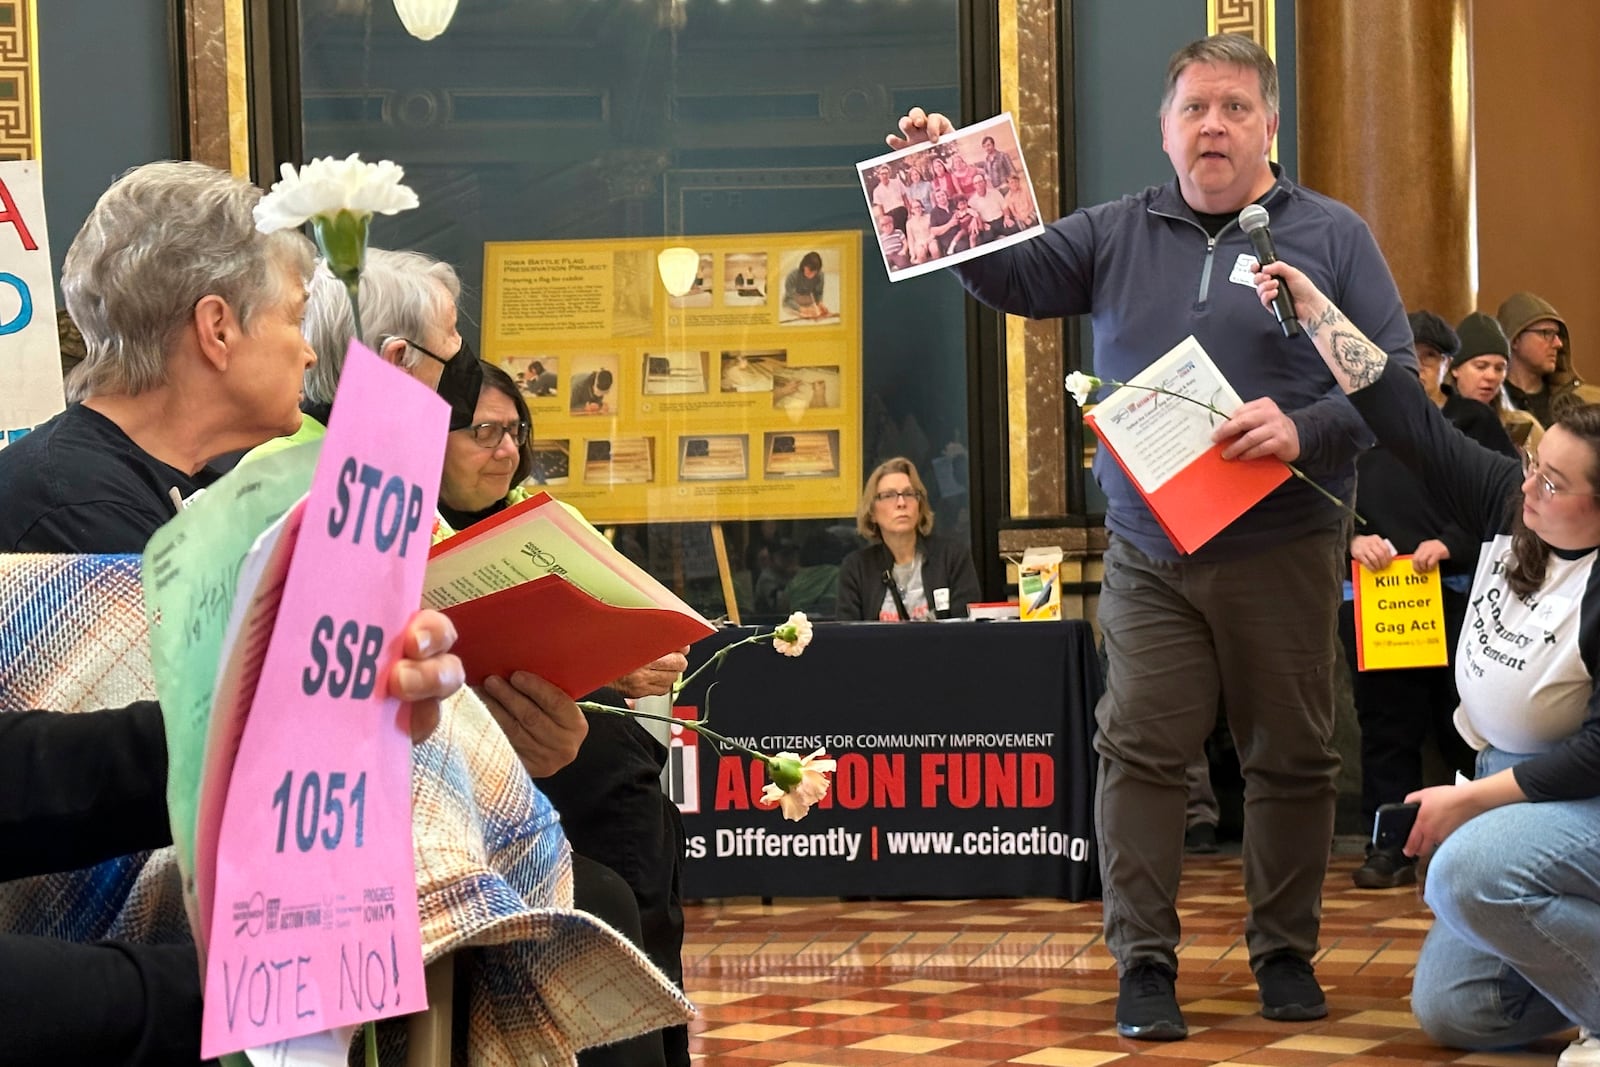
[1238,204,1301,338]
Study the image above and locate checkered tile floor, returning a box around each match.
[682,848,1572,1066]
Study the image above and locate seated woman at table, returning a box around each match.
[836,456,980,621]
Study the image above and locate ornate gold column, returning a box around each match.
[999,0,1065,519]
[1210,1,1276,45]
[997,0,1108,619]
[1210,0,1278,156]
[179,0,252,176]
[0,0,41,161]
[1297,0,1474,320]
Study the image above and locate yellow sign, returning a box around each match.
[480,232,861,524]
[1352,558,1449,670]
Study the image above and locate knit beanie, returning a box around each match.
[1453,312,1509,368]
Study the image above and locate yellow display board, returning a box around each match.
[1351,558,1449,670]
[480,232,861,525]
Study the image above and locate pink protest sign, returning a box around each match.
[201,343,449,1057]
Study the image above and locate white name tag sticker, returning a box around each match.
[933,587,951,612]
[1228,252,1260,287]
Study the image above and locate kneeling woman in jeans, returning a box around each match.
[1254,259,1600,1067]
[835,457,979,621]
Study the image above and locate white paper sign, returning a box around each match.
[1088,336,1244,492]
[0,160,62,440]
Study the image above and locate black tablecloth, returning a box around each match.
[669,619,1103,900]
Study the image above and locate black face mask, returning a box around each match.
[406,337,483,431]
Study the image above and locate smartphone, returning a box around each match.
[1371,801,1420,850]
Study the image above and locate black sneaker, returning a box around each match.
[1184,823,1219,854]
[1255,952,1328,1021]
[1116,961,1188,1040]
[1351,846,1416,889]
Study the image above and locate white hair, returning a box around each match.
[302,248,461,404]
[62,161,314,398]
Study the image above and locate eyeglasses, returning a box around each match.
[874,488,924,504]
[1522,327,1563,342]
[1521,448,1599,500]
[460,420,529,449]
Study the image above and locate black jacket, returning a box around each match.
[0,703,206,1065]
[1349,392,1517,581]
[835,535,981,621]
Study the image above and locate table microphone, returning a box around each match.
[1238,204,1301,338]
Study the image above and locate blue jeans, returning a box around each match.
[1411,747,1600,1047]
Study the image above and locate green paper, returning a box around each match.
[141,445,319,897]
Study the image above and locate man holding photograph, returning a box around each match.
[889,33,1412,1041]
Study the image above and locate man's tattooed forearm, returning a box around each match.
[1329,331,1385,389]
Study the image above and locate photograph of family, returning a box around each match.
[857,112,1043,281]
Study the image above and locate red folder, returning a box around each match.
[1086,414,1290,555]
[428,491,715,696]
[440,574,714,697]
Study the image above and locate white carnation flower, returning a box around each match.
[1064,371,1100,409]
[254,154,419,234]
[771,611,813,657]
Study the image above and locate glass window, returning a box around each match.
[297,0,968,621]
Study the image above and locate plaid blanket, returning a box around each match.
[0,554,694,1065]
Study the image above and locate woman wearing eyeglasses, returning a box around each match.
[436,358,692,1067]
[835,456,980,621]
[1254,260,1600,1067]
[1336,312,1516,892]
[436,361,535,532]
